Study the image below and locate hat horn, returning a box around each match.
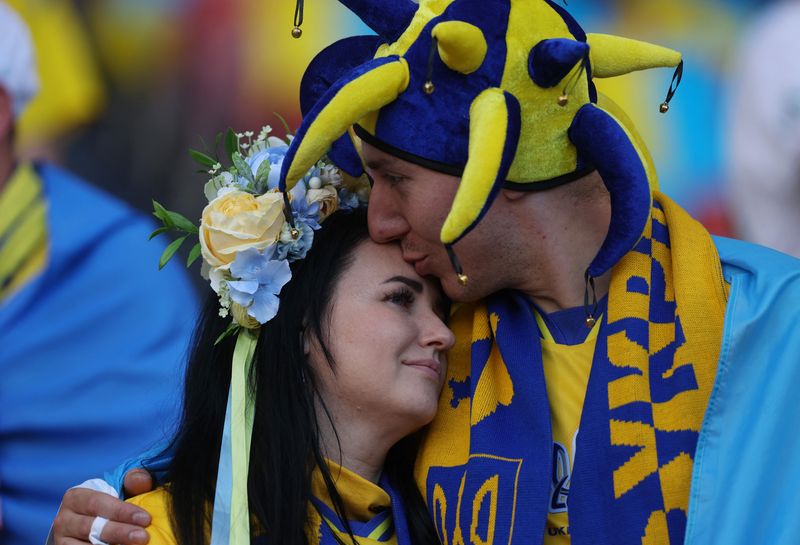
[441,88,521,245]
[280,57,410,191]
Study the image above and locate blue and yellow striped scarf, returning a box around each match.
[416,192,728,545]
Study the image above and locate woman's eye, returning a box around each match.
[385,288,415,307]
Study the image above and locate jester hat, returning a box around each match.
[279,0,683,279]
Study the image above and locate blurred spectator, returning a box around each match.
[0,4,198,544]
[727,0,800,257]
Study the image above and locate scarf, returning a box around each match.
[0,162,48,302]
[309,466,412,545]
[416,192,728,545]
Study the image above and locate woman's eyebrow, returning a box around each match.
[383,276,423,293]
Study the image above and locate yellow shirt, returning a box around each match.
[535,310,600,545]
[126,462,398,545]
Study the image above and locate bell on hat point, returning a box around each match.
[585,315,596,328]
[290,227,300,238]
[424,81,435,94]
[659,102,670,114]
[292,26,303,39]
[457,273,469,286]
[558,94,569,107]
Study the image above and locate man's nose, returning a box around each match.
[367,185,409,243]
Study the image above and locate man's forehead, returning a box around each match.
[361,142,418,171]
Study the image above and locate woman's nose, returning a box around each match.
[421,312,455,352]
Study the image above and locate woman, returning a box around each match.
[127,209,454,545]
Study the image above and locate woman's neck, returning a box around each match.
[316,405,398,484]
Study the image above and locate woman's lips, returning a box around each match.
[402,358,441,381]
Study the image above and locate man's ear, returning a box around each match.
[0,86,13,140]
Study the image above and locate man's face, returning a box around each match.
[364,142,505,302]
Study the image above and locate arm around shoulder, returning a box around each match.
[126,490,178,545]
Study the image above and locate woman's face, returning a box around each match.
[311,239,455,445]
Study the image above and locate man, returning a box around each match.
[52,1,800,544]
[0,4,198,544]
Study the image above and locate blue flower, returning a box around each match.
[337,188,361,211]
[227,247,292,324]
[246,145,289,190]
[276,222,315,262]
[290,186,322,230]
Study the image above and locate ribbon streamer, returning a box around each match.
[210,329,259,545]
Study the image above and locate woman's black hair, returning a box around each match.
[162,208,441,545]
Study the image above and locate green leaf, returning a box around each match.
[159,234,189,270]
[148,226,170,240]
[215,321,241,346]
[255,156,271,185]
[152,200,173,227]
[232,151,254,184]
[186,242,202,267]
[224,128,239,160]
[273,112,292,137]
[166,210,199,234]
[189,149,217,168]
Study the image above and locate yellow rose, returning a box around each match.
[305,185,339,221]
[199,190,284,268]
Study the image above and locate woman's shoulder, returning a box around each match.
[126,488,178,545]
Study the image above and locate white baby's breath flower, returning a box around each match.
[217,281,232,318]
[244,131,254,137]
[258,125,272,141]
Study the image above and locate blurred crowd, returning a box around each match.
[7,0,800,248]
[1,0,799,543]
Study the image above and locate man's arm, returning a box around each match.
[50,470,154,545]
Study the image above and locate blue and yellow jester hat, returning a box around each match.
[279,0,684,280]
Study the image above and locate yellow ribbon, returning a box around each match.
[229,328,258,545]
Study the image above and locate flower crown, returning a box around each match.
[152,123,370,341]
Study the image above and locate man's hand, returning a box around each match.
[52,470,154,545]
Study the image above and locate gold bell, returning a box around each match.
[423,81,435,95]
[558,94,569,107]
[584,315,596,328]
[291,26,303,39]
[290,228,300,238]
[457,273,469,286]
[659,102,670,114]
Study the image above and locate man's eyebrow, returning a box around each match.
[366,158,404,172]
[383,276,423,293]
